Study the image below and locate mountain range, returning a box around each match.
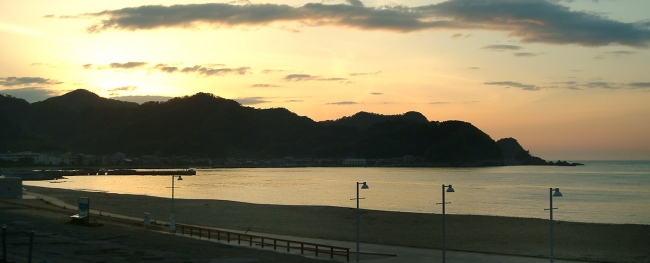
[1,89,551,166]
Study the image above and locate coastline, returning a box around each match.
[21,186,650,263]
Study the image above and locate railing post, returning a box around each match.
[208,229,211,240]
[274,240,277,250]
[287,241,290,252]
[315,245,319,257]
[238,234,241,245]
[199,229,201,239]
[249,235,253,246]
[2,225,7,263]
[227,232,230,242]
[347,248,350,262]
[331,247,334,259]
[261,238,265,248]
[301,243,304,254]
[28,231,34,263]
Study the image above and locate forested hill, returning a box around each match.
[2,89,525,165]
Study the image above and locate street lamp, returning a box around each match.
[350,182,369,263]
[437,184,455,263]
[169,175,183,233]
[545,187,562,263]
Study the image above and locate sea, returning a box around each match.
[23,160,650,225]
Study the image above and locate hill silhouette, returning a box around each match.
[0,90,554,166]
[497,138,548,165]
[32,89,138,112]
[323,111,429,130]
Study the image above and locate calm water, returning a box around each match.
[24,161,650,225]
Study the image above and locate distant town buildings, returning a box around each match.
[0,151,127,166]
[0,151,422,167]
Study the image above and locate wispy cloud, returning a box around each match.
[0,77,63,87]
[346,0,364,7]
[349,71,382,76]
[486,80,650,91]
[484,81,541,91]
[85,62,251,77]
[176,65,250,76]
[514,52,542,57]
[585,82,619,89]
[110,62,148,69]
[327,101,359,105]
[284,74,347,81]
[251,84,281,88]
[69,0,650,47]
[482,45,522,51]
[235,97,269,105]
[629,82,650,88]
[261,69,286,74]
[370,92,383,95]
[107,86,138,92]
[451,33,471,39]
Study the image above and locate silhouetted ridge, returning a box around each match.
[32,89,138,113]
[0,94,31,151]
[323,111,429,130]
[0,90,518,166]
[497,138,529,159]
[496,138,549,165]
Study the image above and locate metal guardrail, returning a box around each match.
[1,200,351,262]
[177,224,350,262]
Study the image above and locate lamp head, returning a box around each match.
[177,176,183,181]
[446,185,455,192]
[553,188,562,197]
[360,182,369,189]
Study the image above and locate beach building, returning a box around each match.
[0,176,22,199]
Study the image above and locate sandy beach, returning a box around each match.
[8,186,650,263]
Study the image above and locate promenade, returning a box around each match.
[17,192,589,263]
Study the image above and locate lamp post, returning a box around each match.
[351,182,369,263]
[170,175,183,233]
[545,187,562,263]
[437,184,455,263]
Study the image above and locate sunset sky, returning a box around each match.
[2,0,649,160]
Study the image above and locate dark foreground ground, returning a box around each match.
[4,186,650,263]
[0,200,332,263]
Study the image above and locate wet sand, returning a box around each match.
[17,186,650,263]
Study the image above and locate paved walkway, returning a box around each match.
[23,193,590,263]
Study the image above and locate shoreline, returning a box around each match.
[2,160,586,174]
[22,185,650,263]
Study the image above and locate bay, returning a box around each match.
[24,160,650,225]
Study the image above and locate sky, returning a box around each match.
[1,0,650,160]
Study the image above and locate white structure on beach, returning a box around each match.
[0,176,22,200]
